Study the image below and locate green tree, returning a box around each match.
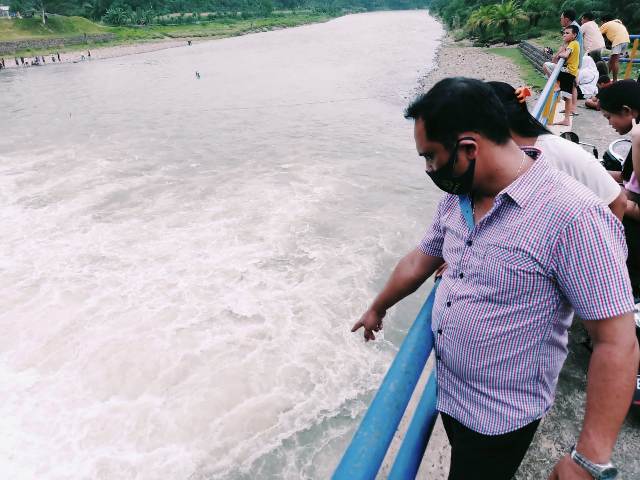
[102,5,131,23]
[523,0,552,26]
[467,4,495,40]
[488,0,527,43]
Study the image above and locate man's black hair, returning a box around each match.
[486,81,550,138]
[581,11,595,21]
[597,74,611,84]
[565,24,579,36]
[404,77,511,149]
[602,14,614,22]
[561,9,576,21]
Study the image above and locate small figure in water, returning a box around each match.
[57,52,61,61]
[195,71,201,79]
[87,50,91,58]
[188,40,192,46]
[51,55,56,63]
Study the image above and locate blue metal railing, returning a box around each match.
[333,283,439,480]
[532,58,565,123]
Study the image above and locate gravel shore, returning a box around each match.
[417,36,524,92]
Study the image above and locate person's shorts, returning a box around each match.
[557,71,576,98]
[611,42,628,55]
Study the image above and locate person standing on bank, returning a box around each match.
[600,15,630,82]
[561,9,583,114]
[351,78,638,480]
[580,12,606,62]
[544,25,581,126]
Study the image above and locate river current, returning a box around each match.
[0,11,444,479]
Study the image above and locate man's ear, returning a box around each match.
[457,138,478,158]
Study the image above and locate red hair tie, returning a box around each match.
[515,86,532,103]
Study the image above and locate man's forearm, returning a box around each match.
[577,340,639,462]
[370,251,443,314]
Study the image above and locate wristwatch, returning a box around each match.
[570,445,618,479]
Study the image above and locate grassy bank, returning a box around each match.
[486,47,546,90]
[1,12,335,57]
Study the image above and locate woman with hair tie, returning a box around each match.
[597,79,640,297]
[486,81,626,220]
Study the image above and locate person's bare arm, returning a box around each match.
[607,190,627,221]
[631,119,640,180]
[351,249,443,341]
[625,199,640,220]
[549,312,638,479]
[608,170,623,183]
[557,45,573,59]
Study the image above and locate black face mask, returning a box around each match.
[425,138,476,195]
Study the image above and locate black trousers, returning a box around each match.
[441,413,540,480]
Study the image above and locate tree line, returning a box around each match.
[9,0,429,26]
[425,0,639,44]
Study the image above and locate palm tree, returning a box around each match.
[467,5,496,41]
[523,0,552,27]
[489,0,527,43]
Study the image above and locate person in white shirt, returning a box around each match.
[580,11,606,62]
[487,81,626,220]
[577,54,599,99]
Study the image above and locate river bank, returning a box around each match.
[0,12,335,64]
[414,35,640,479]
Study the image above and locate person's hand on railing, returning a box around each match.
[352,308,386,342]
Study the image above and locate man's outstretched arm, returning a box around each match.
[351,249,443,341]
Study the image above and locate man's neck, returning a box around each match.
[473,140,532,199]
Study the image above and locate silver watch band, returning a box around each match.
[570,445,617,479]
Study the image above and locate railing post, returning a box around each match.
[624,37,639,80]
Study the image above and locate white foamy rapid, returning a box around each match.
[0,11,444,479]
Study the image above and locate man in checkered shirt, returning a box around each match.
[352,78,639,479]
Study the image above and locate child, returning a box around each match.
[543,25,581,126]
[585,75,612,110]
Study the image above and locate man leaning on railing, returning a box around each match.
[352,77,639,480]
